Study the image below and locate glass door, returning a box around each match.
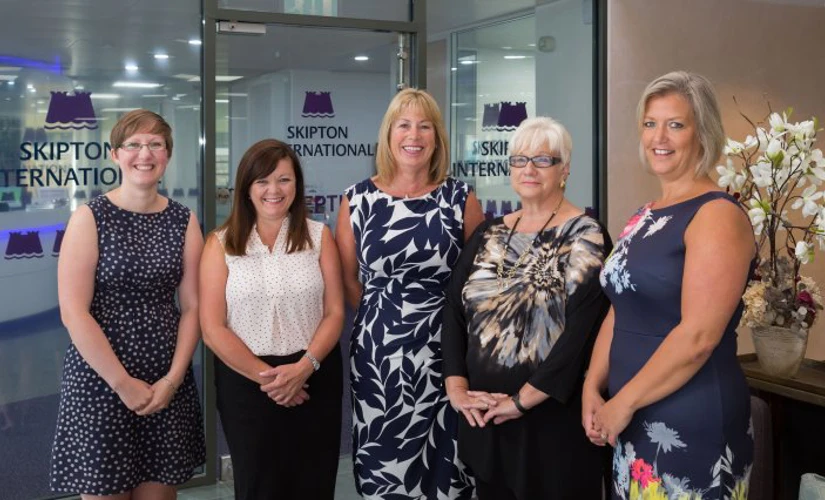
[200,5,422,490]
[211,25,410,231]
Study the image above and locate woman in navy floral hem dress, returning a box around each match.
[583,72,755,499]
[337,89,484,499]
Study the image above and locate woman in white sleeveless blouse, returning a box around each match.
[200,139,345,500]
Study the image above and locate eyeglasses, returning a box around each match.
[120,141,166,152]
[508,155,563,168]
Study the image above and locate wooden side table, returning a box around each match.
[739,354,825,499]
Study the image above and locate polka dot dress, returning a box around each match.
[50,195,206,496]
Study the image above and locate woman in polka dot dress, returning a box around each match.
[50,109,206,499]
[200,139,345,500]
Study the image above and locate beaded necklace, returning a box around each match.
[496,197,564,291]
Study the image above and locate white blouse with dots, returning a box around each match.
[219,217,325,356]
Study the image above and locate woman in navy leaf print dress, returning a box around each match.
[337,88,485,499]
[51,110,205,499]
[583,71,755,499]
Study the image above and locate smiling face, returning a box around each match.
[389,105,437,174]
[641,93,702,180]
[111,131,169,189]
[509,143,569,204]
[248,157,296,223]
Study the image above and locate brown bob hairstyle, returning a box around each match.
[110,109,173,156]
[219,139,311,256]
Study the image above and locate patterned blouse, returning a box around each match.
[443,214,612,400]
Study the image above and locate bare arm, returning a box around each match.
[582,307,614,443]
[199,233,272,384]
[336,197,362,309]
[139,212,204,415]
[58,206,152,412]
[463,191,485,242]
[594,200,755,444]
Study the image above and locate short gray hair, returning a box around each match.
[509,116,573,166]
[637,71,724,177]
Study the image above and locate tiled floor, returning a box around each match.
[179,456,360,500]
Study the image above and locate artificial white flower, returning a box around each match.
[749,161,773,188]
[769,112,787,134]
[790,185,823,217]
[716,160,746,190]
[766,138,785,163]
[748,198,769,235]
[795,240,814,265]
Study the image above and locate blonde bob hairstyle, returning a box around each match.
[374,88,449,185]
[636,71,724,177]
[509,116,573,167]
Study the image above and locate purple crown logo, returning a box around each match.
[45,91,99,130]
[52,229,65,257]
[5,231,44,259]
[482,101,528,132]
[301,91,334,118]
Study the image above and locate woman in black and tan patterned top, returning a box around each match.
[443,116,612,499]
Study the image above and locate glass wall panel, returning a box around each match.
[450,0,597,219]
[218,0,411,22]
[0,1,202,498]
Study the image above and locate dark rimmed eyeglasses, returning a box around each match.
[120,141,166,152]
[508,155,563,168]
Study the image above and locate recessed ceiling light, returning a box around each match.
[113,81,162,88]
[154,54,170,60]
[354,55,369,61]
[74,85,85,90]
[450,67,457,71]
[90,93,121,100]
[188,39,202,46]
[216,99,229,103]
[125,63,139,71]
[142,94,167,98]
[502,46,512,50]
[528,43,536,47]
[460,60,475,65]
[504,55,527,60]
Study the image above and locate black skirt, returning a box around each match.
[215,345,343,500]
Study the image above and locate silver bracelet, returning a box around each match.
[304,350,320,371]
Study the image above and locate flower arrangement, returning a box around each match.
[716,107,825,333]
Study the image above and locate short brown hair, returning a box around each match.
[110,109,174,156]
[375,88,449,185]
[637,71,724,177]
[219,139,311,256]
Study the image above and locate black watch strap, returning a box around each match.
[512,393,528,414]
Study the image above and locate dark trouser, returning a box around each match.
[216,345,343,500]
[475,477,519,500]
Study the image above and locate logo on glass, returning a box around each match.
[44,91,99,130]
[482,101,527,132]
[301,91,334,118]
[4,232,44,260]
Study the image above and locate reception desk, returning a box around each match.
[740,354,825,499]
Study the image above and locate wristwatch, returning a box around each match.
[511,392,529,414]
[304,350,320,371]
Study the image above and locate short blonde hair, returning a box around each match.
[509,116,573,166]
[637,71,724,177]
[375,88,449,185]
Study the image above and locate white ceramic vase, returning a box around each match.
[751,325,808,378]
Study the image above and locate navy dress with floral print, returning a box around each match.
[601,191,753,500]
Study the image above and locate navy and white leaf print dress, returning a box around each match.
[346,178,474,499]
[601,192,753,500]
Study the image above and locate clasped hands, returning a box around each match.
[115,375,178,416]
[581,386,634,448]
[448,389,524,428]
[259,362,313,408]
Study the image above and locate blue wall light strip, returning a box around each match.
[0,223,67,238]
